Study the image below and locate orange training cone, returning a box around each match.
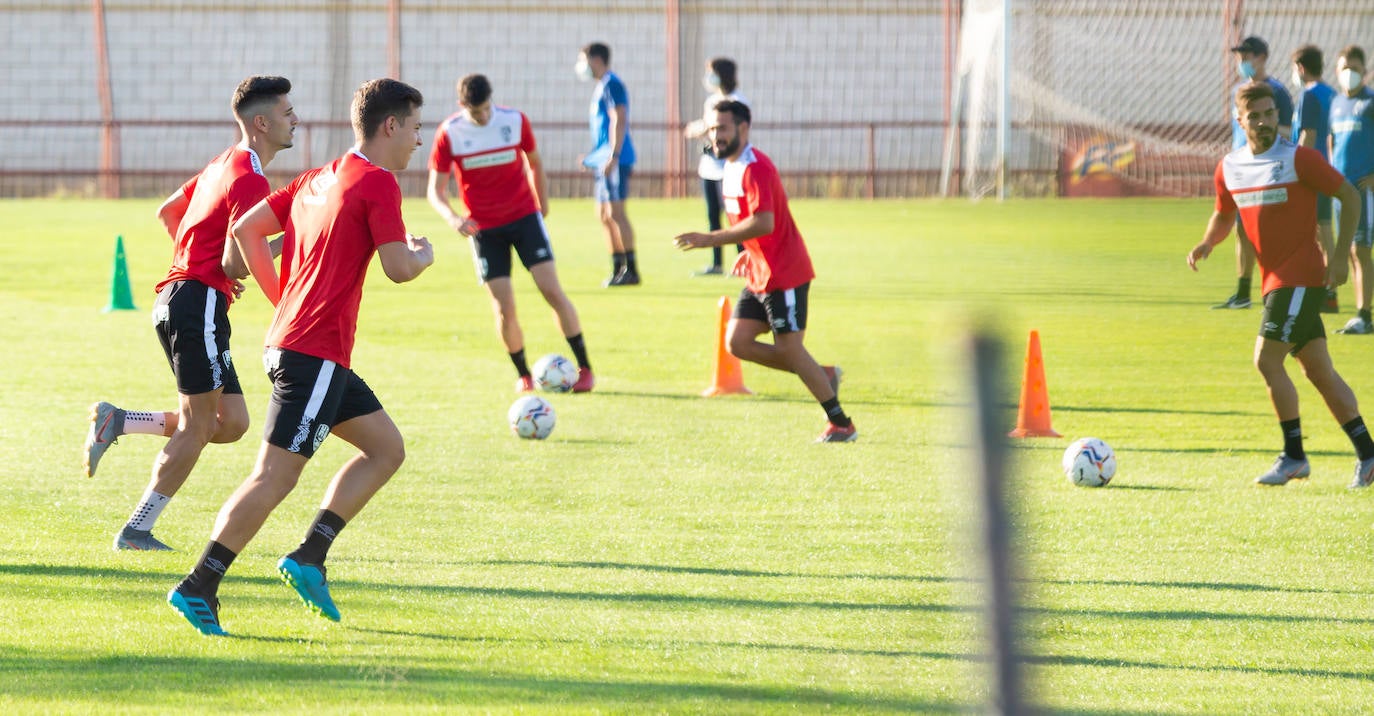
[1008,329,1060,438]
[702,296,752,396]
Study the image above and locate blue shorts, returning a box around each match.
[1335,187,1374,247]
[594,164,633,203]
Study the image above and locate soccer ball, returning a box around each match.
[1062,437,1116,487]
[533,354,578,392]
[508,395,556,439]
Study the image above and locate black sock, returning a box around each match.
[711,245,723,267]
[288,509,347,566]
[182,541,237,595]
[1281,418,1304,460]
[1361,309,1372,325]
[612,252,626,274]
[510,348,531,378]
[821,398,852,428]
[566,333,591,370]
[1237,277,1251,300]
[1342,417,1374,460]
[624,250,638,274]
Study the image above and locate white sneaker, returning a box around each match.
[1349,455,1374,489]
[1336,316,1373,335]
[1255,454,1311,485]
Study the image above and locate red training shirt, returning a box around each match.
[156,146,270,301]
[264,151,407,368]
[1214,137,1345,295]
[428,106,539,230]
[722,145,815,293]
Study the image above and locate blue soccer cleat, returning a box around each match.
[167,586,226,636]
[277,556,341,622]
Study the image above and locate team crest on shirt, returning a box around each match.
[501,125,512,143]
[1269,161,1284,183]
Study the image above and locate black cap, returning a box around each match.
[1231,36,1269,56]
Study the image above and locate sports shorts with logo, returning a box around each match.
[153,280,242,396]
[470,212,554,282]
[1260,286,1326,354]
[734,282,810,335]
[594,163,632,203]
[262,347,384,459]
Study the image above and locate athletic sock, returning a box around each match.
[287,509,347,565]
[182,541,237,595]
[1237,277,1251,301]
[611,252,626,274]
[1280,418,1304,460]
[624,250,638,274]
[821,398,852,429]
[1361,309,1372,325]
[126,489,171,531]
[123,411,170,436]
[566,333,591,370]
[1342,417,1374,460]
[711,245,723,267]
[510,349,531,378]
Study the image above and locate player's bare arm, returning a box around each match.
[675,211,774,250]
[229,200,283,305]
[1358,174,1374,192]
[378,235,435,283]
[1188,209,1236,271]
[156,189,190,239]
[525,149,550,217]
[425,169,478,237]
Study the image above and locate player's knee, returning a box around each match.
[376,437,406,476]
[216,413,250,443]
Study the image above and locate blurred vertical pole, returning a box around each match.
[388,0,402,80]
[92,0,119,199]
[1222,0,1244,119]
[664,0,683,198]
[996,0,1009,201]
[865,123,876,199]
[969,332,1024,715]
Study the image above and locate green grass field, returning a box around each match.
[2,196,1373,713]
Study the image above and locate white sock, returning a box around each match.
[126,490,171,531]
[123,411,168,436]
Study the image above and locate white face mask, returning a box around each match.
[1238,59,1257,80]
[702,73,721,93]
[1292,69,1305,87]
[574,58,594,83]
[1340,67,1364,92]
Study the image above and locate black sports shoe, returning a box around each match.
[1211,294,1252,309]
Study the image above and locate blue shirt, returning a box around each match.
[1231,77,1293,150]
[585,71,636,168]
[1293,81,1336,159]
[1331,86,1374,183]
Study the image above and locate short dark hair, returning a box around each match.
[709,57,738,94]
[713,99,751,125]
[232,75,291,120]
[582,42,610,64]
[1236,80,1275,112]
[1340,45,1367,67]
[1292,45,1323,77]
[458,74,492,107]
[351,78,424,140]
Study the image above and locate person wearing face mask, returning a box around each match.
[1291,45,1340,314]
[1215,36,1295,310]
[1329,45,1374,334]
[683,57,751,276]
[576,42,640,287]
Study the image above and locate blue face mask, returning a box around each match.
[1238,59,1257,80]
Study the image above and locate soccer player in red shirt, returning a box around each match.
[1188,81,1374,487]
[674,100,856,443]
[83,76,297,551]
[168,79,434,636]
[426,73,595,393]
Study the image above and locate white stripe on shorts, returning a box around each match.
[1280,287,1305,343]
[202,287,222,388]
[289,360,337,453]
[782,288,799,332]
[468,235,484,284]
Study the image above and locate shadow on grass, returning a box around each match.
[0,647,964,713]
[1023,652,1374,683]
[592,389,911,408]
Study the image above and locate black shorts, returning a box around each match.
[262,347,383,459]
[470,212,554,282]
[153,280,242,396]
[1260,286,1326,354]
[734,282,810,335]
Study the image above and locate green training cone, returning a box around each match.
[103,235,137,312]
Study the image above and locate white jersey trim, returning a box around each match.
[443,107,525,159]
